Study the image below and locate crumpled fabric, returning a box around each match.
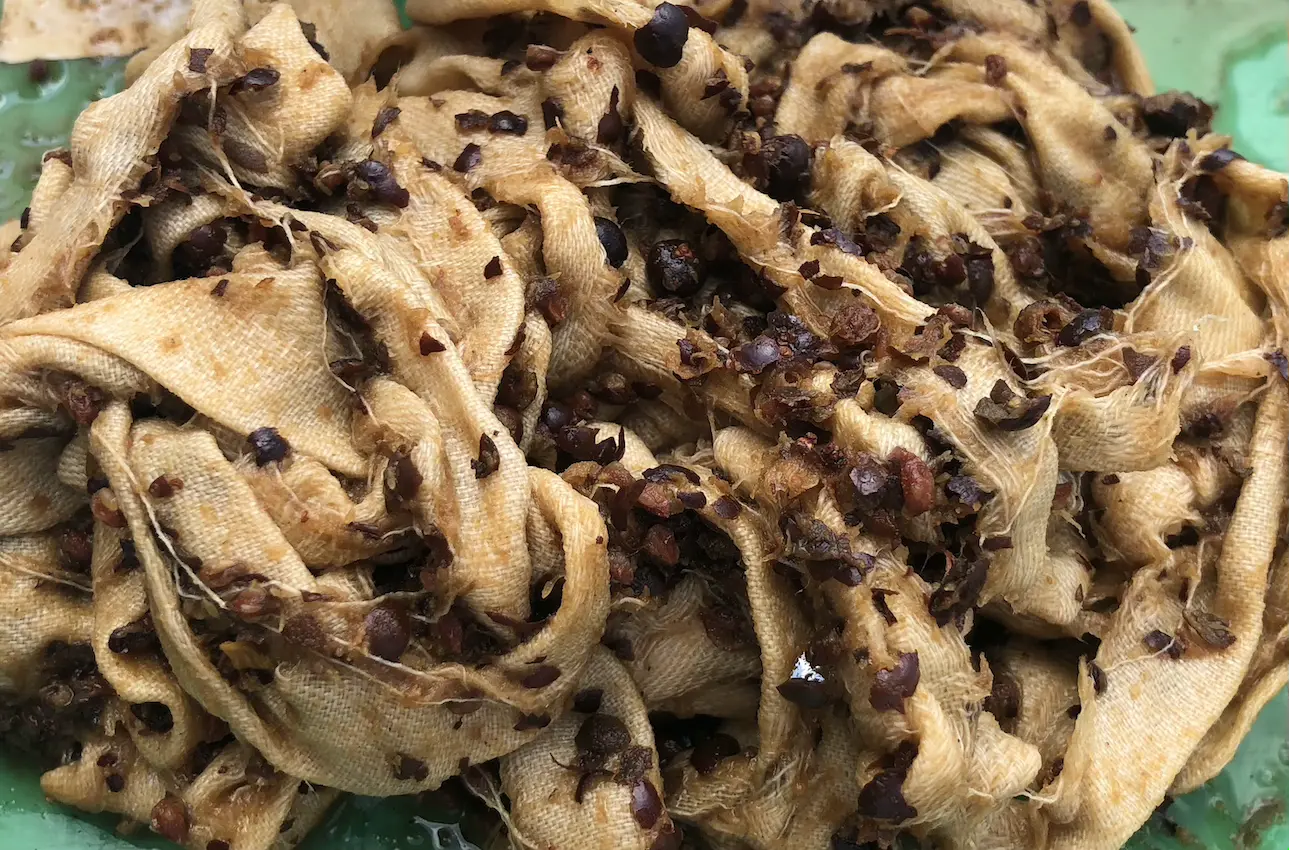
[0,2,1285,850]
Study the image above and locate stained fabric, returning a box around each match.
[0,3,1285,850]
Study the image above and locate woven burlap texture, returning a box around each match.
[0,2,1287,850]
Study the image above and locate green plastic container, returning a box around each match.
[0,1,1285,848]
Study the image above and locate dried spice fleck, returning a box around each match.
[1199,148,1243,172]
[777,653,829,709]
[1266,349,1289,381]
[456,110,489,132]
[63,381,107,427]
[453,144,482,173]
[974,381,1052,431]
[542,98,565,129]
[529,277,568,325]
[573,688,604,713]
[230,67,280,95]
[642,524,680,566]
[365,605,410,661]
[576,714,632,758]
[870,652,920,712]
[712,496,742,519]
[526,44,562,71]
[519,664,561,688]
[354,160,410,207]
[730,336,781,375]
[758,135,812,202]
[489,111,528,136]
[419,332,447,355]
[691,733,740,774]
[1183,609,1237,650]
[1089,661,1108,695]
[188,48,213,74]
[932,365,968,389]
[677,491,707,509]
[90,489,127,528]
[372,106,401,138]
[473,434,500,479]
[393,754,429,782]
[634,3,690,68]
[1142,92,1214,137]
[514,712,551,731]
[630,778,664,829]
[1123,347,1158,381]
[147,476,182,498]
[647,240,704,296]
[248,427,290,466]
[984,54,1008,85]
[984,673,1021,729]
[830,304,881,349]
[857,742,918,822]
[229,586,275,618]
[596,218,629,268]
[1144,629,1184,660]
[703,70,731,98]
[597,87,624,144]
[982,535,1013,551]
[1057,307,1115,347]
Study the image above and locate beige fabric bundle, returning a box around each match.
[0,2,1285,850]
[0,0,191,63]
